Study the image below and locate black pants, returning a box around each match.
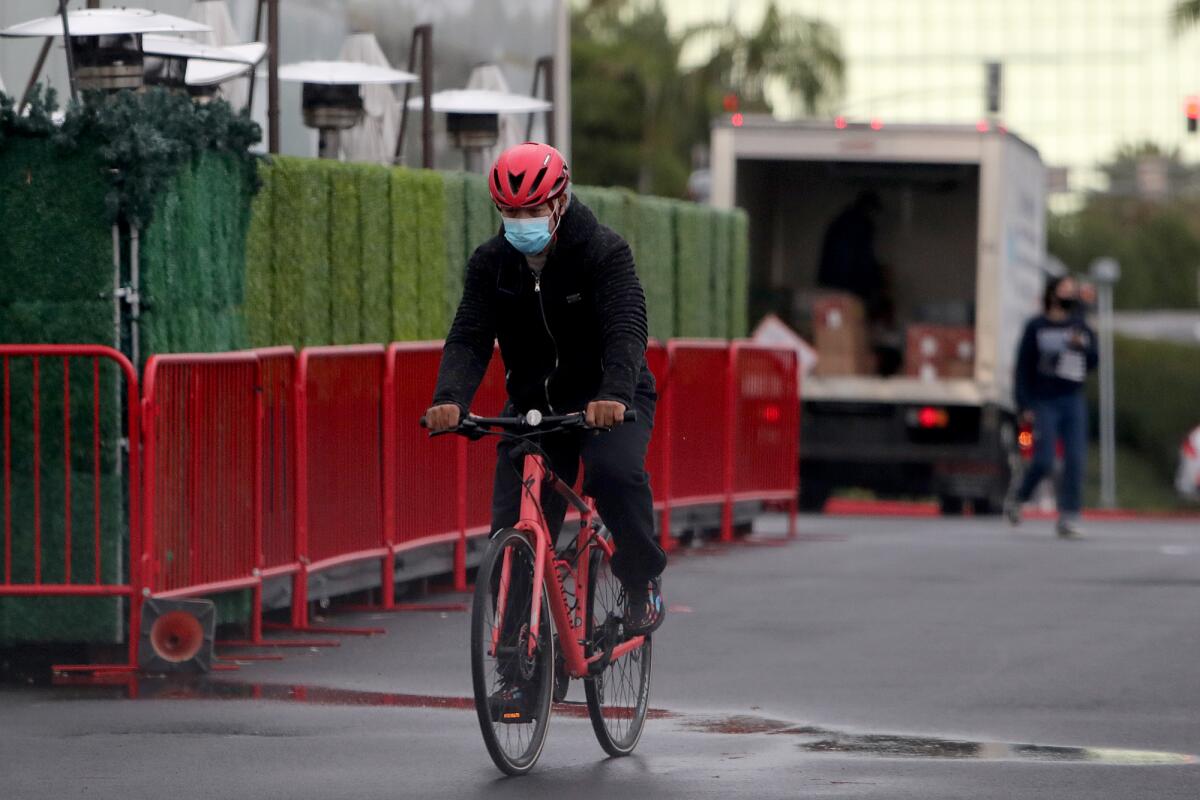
[490,384,666,587]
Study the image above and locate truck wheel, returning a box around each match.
[938,495,965,516]
[799,481,832,513]
[973,496,1003,516]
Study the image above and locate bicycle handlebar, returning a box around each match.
[420,408,636,437]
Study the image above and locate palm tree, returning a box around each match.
[1172,0,1200,32]
[570,0,844,196]
[686,2,845,118]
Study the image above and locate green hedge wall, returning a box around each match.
[1106,336,1200,482]
[0,143,123,643]
[359,166,392,344]
[242,157,748,348]
[140,151,254,356]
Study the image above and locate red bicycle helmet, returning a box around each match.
[489,142,570,208]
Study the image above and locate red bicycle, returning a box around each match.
[427,410,653,775]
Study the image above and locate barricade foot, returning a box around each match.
[218,638,342,649]
[215,653,285,662]
[336,602,468,614]
[51,663,138,675]
[264,622,385,637]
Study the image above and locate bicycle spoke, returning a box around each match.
[471,531,554,775]
[585,542,652,756]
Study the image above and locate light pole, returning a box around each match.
[1089,257,1121,509]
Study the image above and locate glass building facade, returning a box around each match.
[668,0,1200,195]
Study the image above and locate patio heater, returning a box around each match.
[142,35,266,102]
[1,8,211,94]
[406,89,552,172]
[279,61,417,160]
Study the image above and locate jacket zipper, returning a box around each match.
[533,272,560,414]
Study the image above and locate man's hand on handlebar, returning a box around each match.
[586,399,627,429]
[425,403,461,432]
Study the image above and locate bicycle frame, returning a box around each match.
[490,452,646,680]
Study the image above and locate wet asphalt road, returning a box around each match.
[3,514,1200,798]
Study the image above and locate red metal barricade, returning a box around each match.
[665,341,731,508]
[728,342,799,535]
[6,336,805,664]
[384,342,466,594]
[256,348,298,579]
[644,342,672,549]
[0,345,142,672]
[463,348,507,538]
[293,345,386,627]
[141,353,261,600]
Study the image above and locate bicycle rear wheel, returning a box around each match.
[584,544,653,757]
[471,528,555,776]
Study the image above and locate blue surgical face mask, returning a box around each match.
[502,216,553,255]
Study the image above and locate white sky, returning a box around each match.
[662,0,1200,192]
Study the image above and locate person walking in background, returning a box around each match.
[1006,275,1098,538]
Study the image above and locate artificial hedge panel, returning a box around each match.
[140,152,255,356]
[415,169,450,340]
[632,195,677,341]
[243,161,275,347]
[358,165,392,344]
[330,164,364,345]
[674,201,716,337]
[729,209,750,337]
[239,157,747,349]
[711,209,732,340]
[465,172,500,256]
[441,172,468,327]
[0,137,112,305]
[271,156,332,347]
[390,168,421,340]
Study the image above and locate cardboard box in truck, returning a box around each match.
[905,324,975,381]
[812,293,873,376]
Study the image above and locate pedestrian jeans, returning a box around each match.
[490,385,667,588]
[1016,392,1088,518]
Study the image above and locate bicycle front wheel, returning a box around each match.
[471,528,555,776]
[584,545,653,757]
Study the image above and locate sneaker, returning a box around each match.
[488,681,536,724]
[1003,496,1022,527]
[1056,517,1083,539]
[623,576,666,635]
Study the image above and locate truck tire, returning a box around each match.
[799,480,832,513]
[938,495,965,516]
[973,496,1003,516]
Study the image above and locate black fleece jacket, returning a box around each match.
[432,199,651,414]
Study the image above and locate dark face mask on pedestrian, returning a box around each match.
[1055,295,1078,312]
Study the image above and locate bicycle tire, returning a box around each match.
[584,545,653,757]
[471,528,555,776]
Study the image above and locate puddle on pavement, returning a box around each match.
[686,715,1197,766]
[17,676,1196,766]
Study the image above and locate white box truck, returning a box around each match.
[710,119,1047,513]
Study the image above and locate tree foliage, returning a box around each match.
[1049,143,1200,310]
[1172,0,1200,33]
[571,0,844,197]
[0,85,260,226]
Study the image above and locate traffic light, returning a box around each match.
[984,61,1002,116]
[1187,96,1199,134]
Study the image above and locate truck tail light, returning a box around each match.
[762,404,782,424]
[915,406,948,428]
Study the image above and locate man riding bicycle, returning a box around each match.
[425,141,667,636]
